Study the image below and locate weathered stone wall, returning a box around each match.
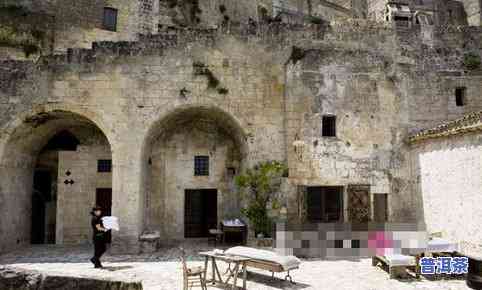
[0,6,55,60]
[156,0,363,30]
[0,30,289,252]
[147,122,241,241]
[0,0,140,54]
[311,1,352,21]
[281,21,482,223]
[0,266,143,290]
[157,0,273,29]
[56,141,111,245]
[0,110,113,251]
[0,19,481,252]
[51,0,140,53]
[283,37,400,222]
[367,0,469,26]
[459,0,482,26]
[30,123,112,245]
[410,131,482,253]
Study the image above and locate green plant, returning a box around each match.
[193,61,221,89]
[463,52,481,71]
[235,161,288,237]
[1,5,29,17]
[217,87,229,94]
[0,26,42,57]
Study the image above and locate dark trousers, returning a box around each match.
[93,237,106,264]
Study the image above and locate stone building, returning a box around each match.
[0,0,481,254]
[408,111,482,254]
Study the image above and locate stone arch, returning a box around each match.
[0,108,113,253]
[0,104,113,151]
[142,104,249,159]
[140,105,249,242]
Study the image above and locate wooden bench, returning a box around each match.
[223,247,300,283]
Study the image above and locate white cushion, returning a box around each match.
[224,246,300,271]
[427,238,458,253]
[383,254,416,267]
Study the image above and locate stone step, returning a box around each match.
[0,266,143,290]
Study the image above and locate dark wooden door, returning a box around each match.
[185,189,217,238]
[307,186,343,222]
[374,194,388,222]
[31,170,51,244]
[307,187,323,222]
[96,188,112,243]
[324,187,343,222]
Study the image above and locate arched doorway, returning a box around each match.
[0,110,112,251]
[142,106,248,242]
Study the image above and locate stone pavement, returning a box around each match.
[0,245,472,290]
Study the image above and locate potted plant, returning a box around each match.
[235,161,288,238]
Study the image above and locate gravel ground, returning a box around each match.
[0,245,471,290]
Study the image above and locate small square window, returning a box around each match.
[322,115,336,137]
[455,87,466,107]
[103,7,118,32]
[97,160,112,172]
[194,156,209,176]
[227,167,236,178]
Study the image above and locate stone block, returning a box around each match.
[139,231,161,254]
[0,267,143,290]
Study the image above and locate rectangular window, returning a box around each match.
[394,16,410,26]
[307,186,343,222]
[455,87,466,107]
[227,167,236,178]
[103,7,118,32]
[194,156,209,176]
[97,160,112,173]
[322,115,336,137]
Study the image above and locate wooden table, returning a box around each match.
[199,251,250,290]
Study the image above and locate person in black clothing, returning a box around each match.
[90,205,108,268]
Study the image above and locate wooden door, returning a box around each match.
[204,189,218,232]
[96,188,112,243]
[306,187,343,222]
[374,194,388,222]
[185,189,217,238]
[307,187,323,222]
[31,170,51,244]
[323,187,343,222]
[347,185,371,223]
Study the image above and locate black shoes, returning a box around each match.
[90,257,103,268]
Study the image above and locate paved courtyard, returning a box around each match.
[0,245,471,290]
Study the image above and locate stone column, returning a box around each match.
[110,139,145,254]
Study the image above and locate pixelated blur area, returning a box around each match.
[275,222,427,258]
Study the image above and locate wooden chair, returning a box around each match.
[208,229,223,247]
[180,247,207,290]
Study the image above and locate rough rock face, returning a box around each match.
[0,267,143,290]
